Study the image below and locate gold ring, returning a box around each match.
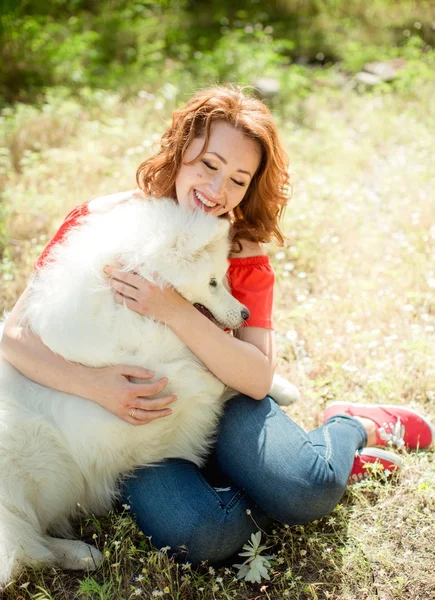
[129,408,137,419]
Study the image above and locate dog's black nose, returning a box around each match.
[241,308,250,321]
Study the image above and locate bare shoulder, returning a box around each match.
[229,239,266,259]
[88,189,146,213]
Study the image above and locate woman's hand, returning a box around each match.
[90,364,177,426]
[104,265,185,323]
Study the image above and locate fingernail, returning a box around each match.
[146,370,155,376]
[103,266,110,274]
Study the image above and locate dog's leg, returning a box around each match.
[46,538,103,571]
[0,504,56,587]
[269,374,301,406]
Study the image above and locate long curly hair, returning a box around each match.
[136,85,290,250]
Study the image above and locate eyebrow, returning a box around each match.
[206,151,252,176]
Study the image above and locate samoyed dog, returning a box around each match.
[0,197,297,584]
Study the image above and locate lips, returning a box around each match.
[193,189,219,212]
[193,303,225,329]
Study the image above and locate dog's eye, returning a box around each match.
[209,278,217,287]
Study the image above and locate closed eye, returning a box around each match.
[203,160,247,186]
[202,160,217,171]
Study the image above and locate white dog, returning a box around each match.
[0,197,297,584]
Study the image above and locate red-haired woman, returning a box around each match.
[2,86,432,565]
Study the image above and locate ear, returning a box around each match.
[212,218,231,241]
[172,217,230,262]
[201,218,230,254]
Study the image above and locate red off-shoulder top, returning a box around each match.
[35,203,275,330]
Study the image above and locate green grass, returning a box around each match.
[1,73,435,598]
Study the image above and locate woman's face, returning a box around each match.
[175,120,262,217]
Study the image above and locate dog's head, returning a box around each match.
[133,200,250,330]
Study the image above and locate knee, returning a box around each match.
[290,479,345,524]
[272,469,347,525]
[217,394,276,451]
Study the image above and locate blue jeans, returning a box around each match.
[121,395,366,565]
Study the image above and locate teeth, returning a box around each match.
[195,190,217,208]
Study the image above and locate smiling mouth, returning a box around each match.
[193,189,219,210]
[194,303,225,328]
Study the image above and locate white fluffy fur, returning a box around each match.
[0,198,249,584]
[0,197,301,584]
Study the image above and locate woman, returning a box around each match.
[1,85,433,565]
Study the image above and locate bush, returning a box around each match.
[1,0,435,105]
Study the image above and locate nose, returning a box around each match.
[210,174,226,198]
[241,307,250,321]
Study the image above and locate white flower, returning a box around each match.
[233,531,273,584]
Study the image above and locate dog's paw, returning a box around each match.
[269,374,301,406]
[48,538,103,571]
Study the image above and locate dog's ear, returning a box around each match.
[212,218,231,241]
[172,218,230,262]
[201,218,230,254]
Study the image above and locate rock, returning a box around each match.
[363,58,406,81]
[355,58,406,86]
[355,71,383,86]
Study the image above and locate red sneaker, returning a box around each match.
[349,448,402,484]
[324,402,435,449]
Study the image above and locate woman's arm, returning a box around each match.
[167,302,276,400]
[105,242,276,400]
[1,288,176,425]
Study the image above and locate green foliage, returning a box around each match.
[1,0,434,104]
[188,28,293,83]
[0,1,187,103]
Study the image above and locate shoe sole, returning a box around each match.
[325,402,435,447]
[358,447,404,468]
